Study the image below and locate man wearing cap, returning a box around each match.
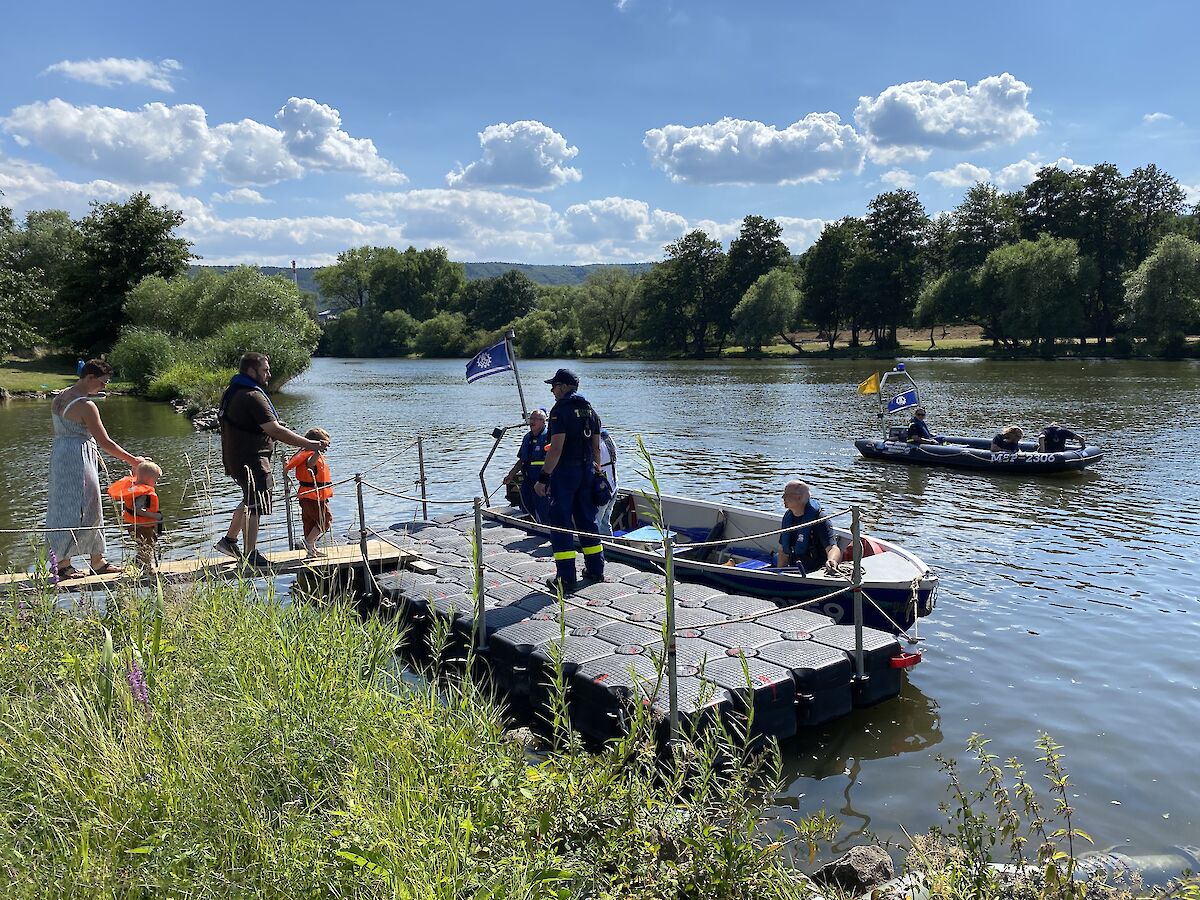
[1038,422,1083,452]
[534,368,605,592]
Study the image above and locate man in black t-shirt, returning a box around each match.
[216,352,327,566]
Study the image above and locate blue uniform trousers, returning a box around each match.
[519,474,551,523]
[548,463,605,587]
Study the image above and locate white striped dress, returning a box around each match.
[45,396,106,561]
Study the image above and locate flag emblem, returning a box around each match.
[886,388,919,413]
[465,339,512,383]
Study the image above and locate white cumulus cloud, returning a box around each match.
[927,162,992,188]
[1143,112,1173,124]
[43,57,182,92]
[855,73,1038,160]
[210,188,271,204]
[643,113,866,185]
[447,120,581,191]
[0,97,404,187]
[994,156,1082,189]
[880,168,916,188]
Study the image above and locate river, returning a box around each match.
[2,356,1198,859]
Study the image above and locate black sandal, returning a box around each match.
[56,564,85,580]
[89,562,122,576]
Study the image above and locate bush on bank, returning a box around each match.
[110,267,321,404]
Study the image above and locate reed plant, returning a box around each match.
[0,575,821,898]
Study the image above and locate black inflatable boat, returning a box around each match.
[855,434,1103,474]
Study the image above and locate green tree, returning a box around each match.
[863,190,929,348]
[370,246,466,320]
[977,235,1085,351]
[801,218,865,349]
[637,262,691,354]
[414,312,471,356]
[1126,164,1188,266]
[59,193,192,353]
[0,208,84,342]
[949,183,1020,272]
[1124,234,1200,355]
[472,269,539,331]
[578,267,641,355]
[314,246,380,310]
[658,230,726,357]
[0,248,50,356]
[719,216,791,351]
[732,268,801,352]
[1076,163,1133,344]
[1018,166,1084,243]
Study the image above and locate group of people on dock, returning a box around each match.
[43,354,845,590]
[43,352,335,580]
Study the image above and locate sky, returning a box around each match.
[1,0,1197,267]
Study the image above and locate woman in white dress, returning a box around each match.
[46,359,146,579]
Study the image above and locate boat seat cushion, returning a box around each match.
[734,559,771,570]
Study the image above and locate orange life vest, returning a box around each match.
[286,450,333,500]
[108,476,162,526]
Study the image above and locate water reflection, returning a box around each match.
[773,680,943,849]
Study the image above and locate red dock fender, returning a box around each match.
[889,651,922,669]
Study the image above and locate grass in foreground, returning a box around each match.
[0,579,818,898]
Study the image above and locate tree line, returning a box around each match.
[4,160,1200,379]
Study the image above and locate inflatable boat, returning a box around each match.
[484,489,937,634]
[856,433,1103,473]
[855,363,1102,475]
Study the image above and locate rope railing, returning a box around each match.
[359,479,475,506]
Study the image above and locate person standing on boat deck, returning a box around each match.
[905,406,940,445]
[502,408,551,524]
[595,427,619,536]
[1038,423,1083,452]
[777,480,842,574]
[216,353,328,567]
[45,359,149,579]
[534,368,605,593]
[991,426,1024,453]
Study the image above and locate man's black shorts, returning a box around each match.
[233,469,274,516]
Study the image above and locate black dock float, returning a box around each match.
[376,515,919,744]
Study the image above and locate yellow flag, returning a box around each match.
[857,372,881,395]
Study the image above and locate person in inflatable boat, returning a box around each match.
[905,406,941,445]
[991,426,1024,453]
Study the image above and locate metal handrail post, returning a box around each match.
[473,496,487,650]
[663,528,679,742]
[283,457,296,551]
[416,435,429,520]
[355,473,372,598]
[852,504,864,679]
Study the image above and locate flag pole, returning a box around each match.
[505,327,529,422]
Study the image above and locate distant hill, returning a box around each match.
[192,260,655,307]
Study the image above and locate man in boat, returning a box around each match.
[1038,422,1084,452]
[905,406,941,445]
[778,480,842,574]
[502,408,551,523]
[991,426,1024,453]
[534,368,605,593]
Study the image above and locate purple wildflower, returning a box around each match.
[126,659,150,715]
[16,596,28,623]
[48,549,59,586]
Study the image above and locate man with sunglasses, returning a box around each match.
[534,368,605,593]
[905,406,941,445]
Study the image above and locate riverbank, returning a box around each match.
[1,578,1166,898]
[0,354,133,398]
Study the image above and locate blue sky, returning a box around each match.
[1,0,1196,266]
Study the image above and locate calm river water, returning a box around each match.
[2,356,1198,857]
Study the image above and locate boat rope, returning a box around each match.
[360,479,475,506]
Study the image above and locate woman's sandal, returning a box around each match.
[89,562,122,576]
[56,564,85,580]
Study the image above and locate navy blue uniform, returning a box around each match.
[1039,425,1080,452]
[517,428,551,523]
[779,501,836,573]
[907,417,935,442]
[545,391,604,588]
[992,433,1020,453]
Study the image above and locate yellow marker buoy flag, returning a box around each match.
[857,372,881,395]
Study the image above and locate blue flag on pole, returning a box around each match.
[886,388,919,413]
[465,339,512,383]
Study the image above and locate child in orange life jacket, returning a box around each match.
[107,460,163,569]
[284,428,333,558]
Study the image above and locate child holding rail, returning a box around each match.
[285,428,334,558]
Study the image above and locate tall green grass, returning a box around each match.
[0,579,819,898]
